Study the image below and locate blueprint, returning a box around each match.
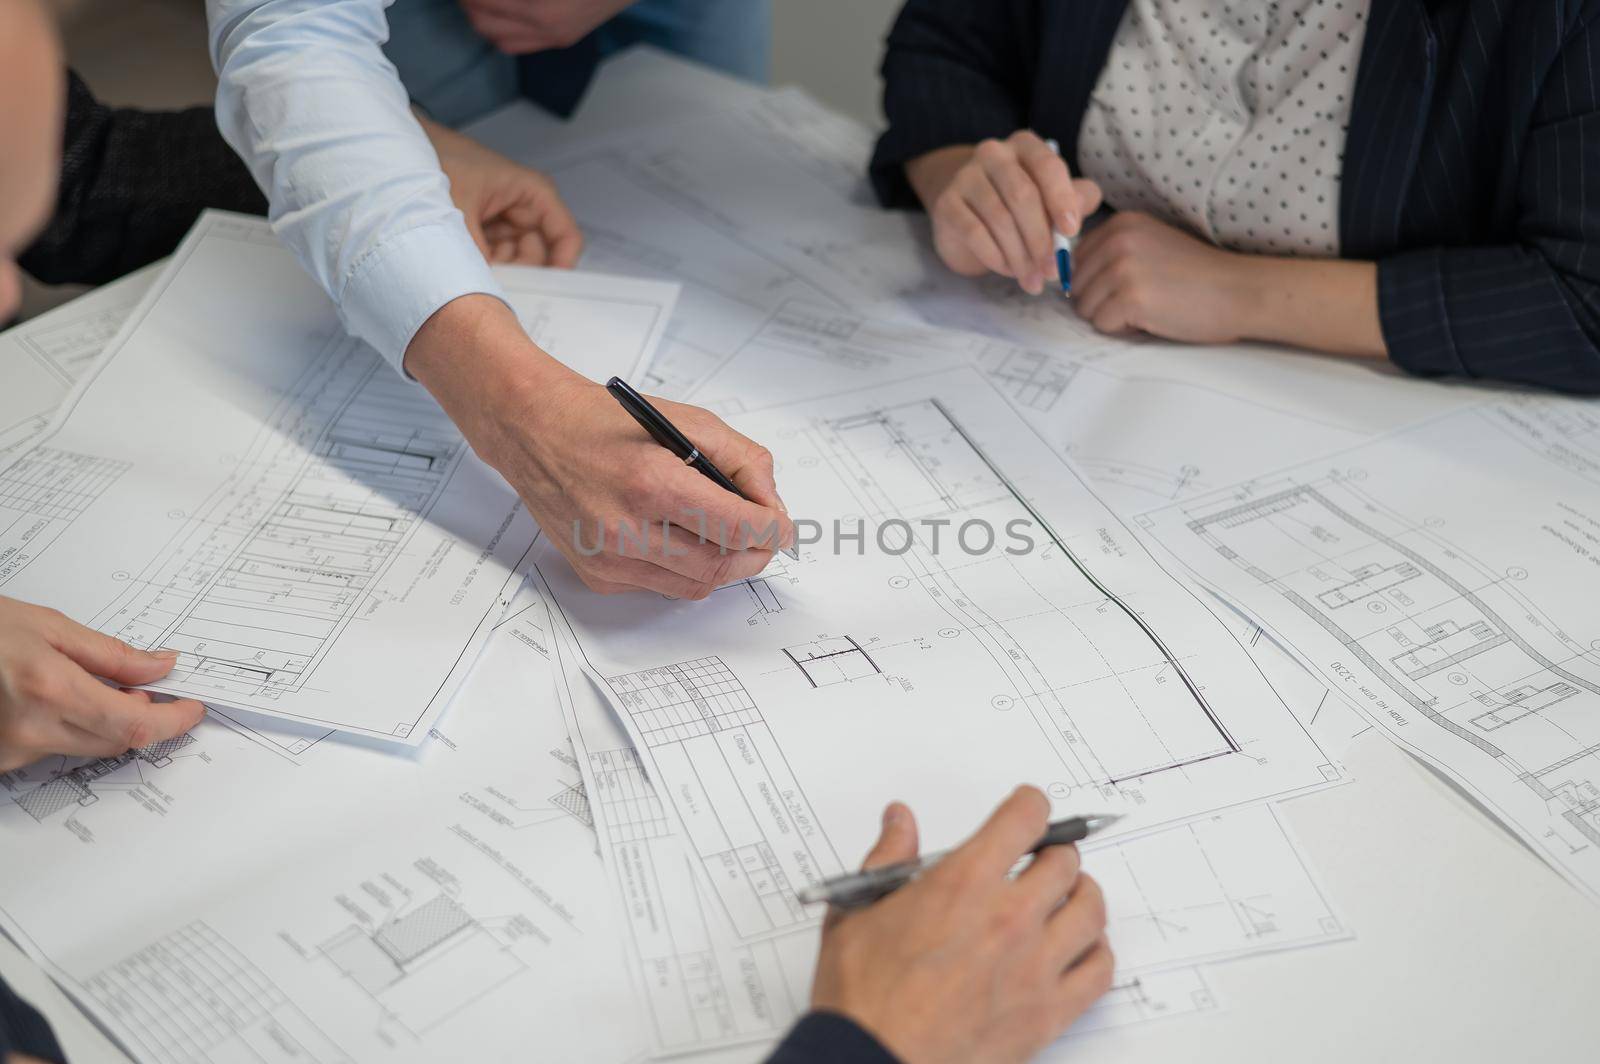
[533,361,1344,948]
[545,605,1255,1060]
[1137,397,1600,901]
[0,263,159,467]
[0,212,677,744]
[0,581,650,1064]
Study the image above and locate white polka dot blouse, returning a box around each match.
[1077,0,1371,257]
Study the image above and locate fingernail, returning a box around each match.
[1063,211,1079,233]
[883,803,905,829]
[151,649,179,661]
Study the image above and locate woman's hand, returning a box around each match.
[1072,210,1388,356]
[418,114,584,268]
[1071,211,1259,343]
[810,788,1114,1064]
[0,596,205,772]
[907,132,1102,295]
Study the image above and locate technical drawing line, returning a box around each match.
[932,397,1238,752]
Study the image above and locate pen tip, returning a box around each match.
[1084,814,1124,833]
[783,547,800,561]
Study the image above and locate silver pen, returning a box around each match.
[797,814,1123,910]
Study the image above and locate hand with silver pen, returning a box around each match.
[806,787,1115,1064]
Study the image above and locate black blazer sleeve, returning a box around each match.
[0,973,66,1064]
[869,0,1040,209]
[18,71,267,287]
[764,1011,900,1064]
[1379,9,1600,394]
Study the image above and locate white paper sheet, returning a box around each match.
[0,582,647,1064]
[545,602,1245,1059]
[543,363,1340,878]
[0,263,161,466]
[1136,396,1600,902]
[0,212,677,745]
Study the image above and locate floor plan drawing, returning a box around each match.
[542,366,1342,963]
[0,448,131,584]
[3,213,675,743]
[1138,400,1600,900]
[83,922,352,1064]
[318,892,529,1037]
[94,344,471,716]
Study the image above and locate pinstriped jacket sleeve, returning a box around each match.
[1379,9,1600,394]
[868,0,1038,209]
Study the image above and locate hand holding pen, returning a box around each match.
[807,787,1115,1064]
[903,130,1103,296]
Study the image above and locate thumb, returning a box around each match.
[861,801,919,871]
[49,620,180,686]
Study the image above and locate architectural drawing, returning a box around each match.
[4,213,674,743]
[83,922,351,1064]
[1139,400,1600,899]
[0,264,153,463]
[0,448,131,584]
[319,893,529,1036]
[544,367,1341,969]
[783,636,882,687]
[8,736,196,821]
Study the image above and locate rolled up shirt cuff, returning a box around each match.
[338,219,507,375]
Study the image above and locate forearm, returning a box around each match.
[207,0,501,367]
[1232,255,1387,359]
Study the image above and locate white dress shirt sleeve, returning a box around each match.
[207,0,505,371]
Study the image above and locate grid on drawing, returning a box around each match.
[0,448,129,522]
[605,658,761,748]
[588,748,672,842]
[83,922,295,1064]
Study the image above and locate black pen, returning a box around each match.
[606,376,799,561]
[795,814,1123,910]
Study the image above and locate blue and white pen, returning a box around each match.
[1044,138,1075,295]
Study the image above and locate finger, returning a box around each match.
[1015,842,1082,917]
[462,11,549,53]
[1042,873,1106,971]
[619,518,775,588]
[1052,937,1116,1028]
[513,229,550,265]
[491,238,517,263]
[46,617,181,687]
[941,785,1050,883]
[963,175,1040,292]
[62,674,204,752]
[573,551,724,601]
[55,718,139,759]
[942,199,1009,276]
[824,802,919,931]
[1072,178,1104,219]
[508,194,583,267]
[663,470,793,552]
[1014,134,1084,237]
[862,801,920,871]
[1066,232,1113,298]
[981,153,1054,276]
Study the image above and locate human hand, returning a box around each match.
[906,132,1103,295]
[0,596,206,772]
[457,0,634,54]
[810,787,1114,1064]
[419,114,583,267]
[1070,210,1263,343]
[405,296,795,599]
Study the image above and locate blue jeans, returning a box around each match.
[384,0,772,126]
